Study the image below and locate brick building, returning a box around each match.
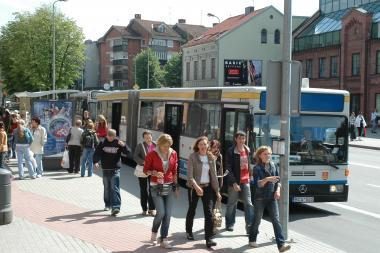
[293,0,380,119]
[97,15,205,89]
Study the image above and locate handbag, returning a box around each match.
[156,184,171,196]
[212,199,222,228]
[65,128,72,143]
[134,164,148,178]
[61,149,70,169]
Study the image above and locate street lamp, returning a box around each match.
[52,0,68,100]
[207,13,221,23]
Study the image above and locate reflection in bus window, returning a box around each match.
[184,103,202,137]
[253,115,280,148]
[139,102,153,129]
[152,102,165,131]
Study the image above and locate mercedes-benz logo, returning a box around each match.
[298,184,308,194]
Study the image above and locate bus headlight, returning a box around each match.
[330,184,344,193]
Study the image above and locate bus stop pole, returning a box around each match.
[279,0,292,240]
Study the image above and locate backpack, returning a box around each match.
[81,130,96,148]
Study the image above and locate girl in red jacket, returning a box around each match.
[144,134,178,249]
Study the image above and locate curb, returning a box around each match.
[349,144,380,150]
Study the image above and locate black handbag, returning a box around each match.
[65,128,72,143]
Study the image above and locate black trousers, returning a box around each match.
[350,124,356,140]
[138,177,155,212]
[185,185,214,240]
[68,145,82,173]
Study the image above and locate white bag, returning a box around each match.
[61,150,70,169]
[134,164,148,178]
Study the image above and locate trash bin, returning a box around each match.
[0,168,13,225]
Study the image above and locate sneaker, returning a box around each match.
[111,208,120,216]
[104,207,110,211]
[150,232,157,245]
[30,175,37,179]
[226,227,234,232]
[18,176,25,180]
[148,210,156,216]
[279,244,291,252]
[36,174,42,178]
[142,210,147,216]
[206,239,217,248]
[160,238,172,249]
[249,242,258,248]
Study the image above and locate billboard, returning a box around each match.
[224,59,262,86]
[32,100,73,156]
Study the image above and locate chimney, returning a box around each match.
[178,19,186,24]
[135,14,141,19]
[245,6,255,15]
[213,23,218,27]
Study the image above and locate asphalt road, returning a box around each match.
[289,147,380,253]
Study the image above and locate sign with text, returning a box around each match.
[224,59,262,86]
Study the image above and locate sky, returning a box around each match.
[0,0,319,41]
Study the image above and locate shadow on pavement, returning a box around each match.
[46,210,106,223]
[289,203,339,222]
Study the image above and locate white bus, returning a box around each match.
[97,86,350,203]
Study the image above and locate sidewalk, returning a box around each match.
[349,129,380,150]
[0,160,346,253]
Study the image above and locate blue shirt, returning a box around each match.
[253,162,279,200]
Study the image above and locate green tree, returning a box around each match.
[163,53,182,87]
[0,6,85,93]
[134,48,164,89]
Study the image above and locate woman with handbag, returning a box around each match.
[143,134,179,249]
[185,136,221,248]
[133,130,156,216]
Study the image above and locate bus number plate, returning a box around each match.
[293,197,314,203]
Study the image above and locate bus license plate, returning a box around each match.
[293,197,314,203]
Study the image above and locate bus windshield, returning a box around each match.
[253,115,348,164]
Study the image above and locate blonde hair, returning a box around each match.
[254,146,272,165]
[75,119,82,127]
[107,129,117,137]
[87,121,95,130]
[18,119,25,138]
[97,115,107,127]
[156,134,173,147]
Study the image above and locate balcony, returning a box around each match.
[112,44,128,52]
[112,59,128,65]
[112,72,128,80]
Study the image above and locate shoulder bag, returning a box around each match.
[212,199,222,228]
[134,143,148,178]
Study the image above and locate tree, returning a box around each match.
[134,48,164,89]
[0,5,85,93]
[164,53,182,87]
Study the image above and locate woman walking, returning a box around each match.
[30,117,47,178]
[144,134,179,249]
[80,121,98,177]
[355,112,367,141]
[248,146,290,252]
[133,130,156,216]
[96,115,108,142]
[13,119,36,179]
[66,120,83,173]
[185,136,221,248]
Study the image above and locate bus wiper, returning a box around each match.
[325,161,339,170]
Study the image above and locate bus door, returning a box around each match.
[164,104,183,154]
[221,107,250,156]
[112,102,122,137]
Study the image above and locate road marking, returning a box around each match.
[349,162,380,170]
[367,184,380,188]
[327,203,380,220]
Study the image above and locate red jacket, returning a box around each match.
[144,149,178,184]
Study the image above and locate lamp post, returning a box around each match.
[207,13,221,23]
[147,48,149,89]
[52,0,67,100]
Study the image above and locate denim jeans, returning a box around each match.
[0,152,5,169]
[249,199,285,249]
[225,183,253,231]
[34,154,43,176]
[151,185,175,240]
[81,148,94,177]
[16,145,36,178]
[103,170,121,210]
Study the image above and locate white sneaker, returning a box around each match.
[160,238,172,249]
[36,174,42,178]
[150,232,157,245]
[249,242,258,248]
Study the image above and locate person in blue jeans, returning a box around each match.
[80,121,98,177]
[13,119,36,179]
[225,131,254,234]
[248,146,291,252]
[93,129,130,216]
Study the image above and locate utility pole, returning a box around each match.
[147,48,150,89]
[279,0,292,240]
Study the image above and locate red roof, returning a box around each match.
[183,6,268,48]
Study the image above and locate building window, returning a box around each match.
[211,58,216,79]
[330,56,339,77]
[306,59,313,78]
[352,53,360,76]
[186,62,190,81]
[261,29,267,44]
[194,61,198,80]
[376,50,380,74]
[274,29,280,44]
[201,59,206,80]
[319,58,326,78]
[167,40,173,48]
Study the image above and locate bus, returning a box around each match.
[70,90,109,120]
[97,86,349,203]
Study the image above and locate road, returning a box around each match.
[289,147,380,253]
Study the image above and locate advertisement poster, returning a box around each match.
[32,100,73,156]
[248,60,262,86]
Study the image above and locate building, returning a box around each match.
[97,15,186,89]
[75,40,100,90]
[293,0,380,118]
[172,19,209,43]
[182,6,287,87]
